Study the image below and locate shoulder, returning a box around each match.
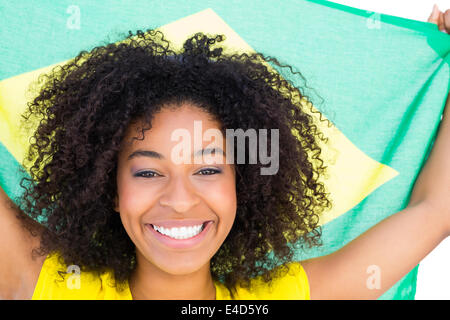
[216,261,310,300]
[32,251,132,300]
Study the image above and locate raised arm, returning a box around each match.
[303,87,450,301]
[302,8,450,300]
[0,185,46,299]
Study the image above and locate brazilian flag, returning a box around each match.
[0,0,449,299]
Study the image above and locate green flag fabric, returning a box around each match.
[1,0,449,299]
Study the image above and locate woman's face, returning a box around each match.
[115,103,237,276]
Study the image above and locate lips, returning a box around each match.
[148,219,210,228]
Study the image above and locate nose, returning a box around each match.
[158,175,200,213]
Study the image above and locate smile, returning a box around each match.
[152,223,205,239]
[145,221,213,249]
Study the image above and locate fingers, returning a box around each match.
[444,9,450,33]
[428,4,450,34]
[427,4,440,24]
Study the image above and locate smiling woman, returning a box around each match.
[2,29,331,299]
[2,6,449,300]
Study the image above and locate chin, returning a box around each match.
[156,258,210,276]
[139,247,212,276]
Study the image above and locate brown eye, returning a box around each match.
[134,171,161,178]
[196,168,221,176]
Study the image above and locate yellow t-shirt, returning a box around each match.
[32,252,310,300]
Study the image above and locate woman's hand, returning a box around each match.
[427,4,450,34]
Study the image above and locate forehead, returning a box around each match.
[120,103,223,152]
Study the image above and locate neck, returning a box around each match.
[129,251,216,300]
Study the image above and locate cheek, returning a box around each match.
[116,175,159,234]
[197,176,237,228]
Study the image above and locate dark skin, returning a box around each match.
[115,104,236,300]
[0,6,449,299]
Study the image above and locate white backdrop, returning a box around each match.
[328,0,450,300]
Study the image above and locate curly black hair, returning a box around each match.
[15,29,333,297]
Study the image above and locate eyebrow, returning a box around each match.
[194,147,225,158]
[127,150,164,160]
[127,147,225,160]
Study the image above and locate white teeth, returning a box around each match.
[152,223,204,239]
